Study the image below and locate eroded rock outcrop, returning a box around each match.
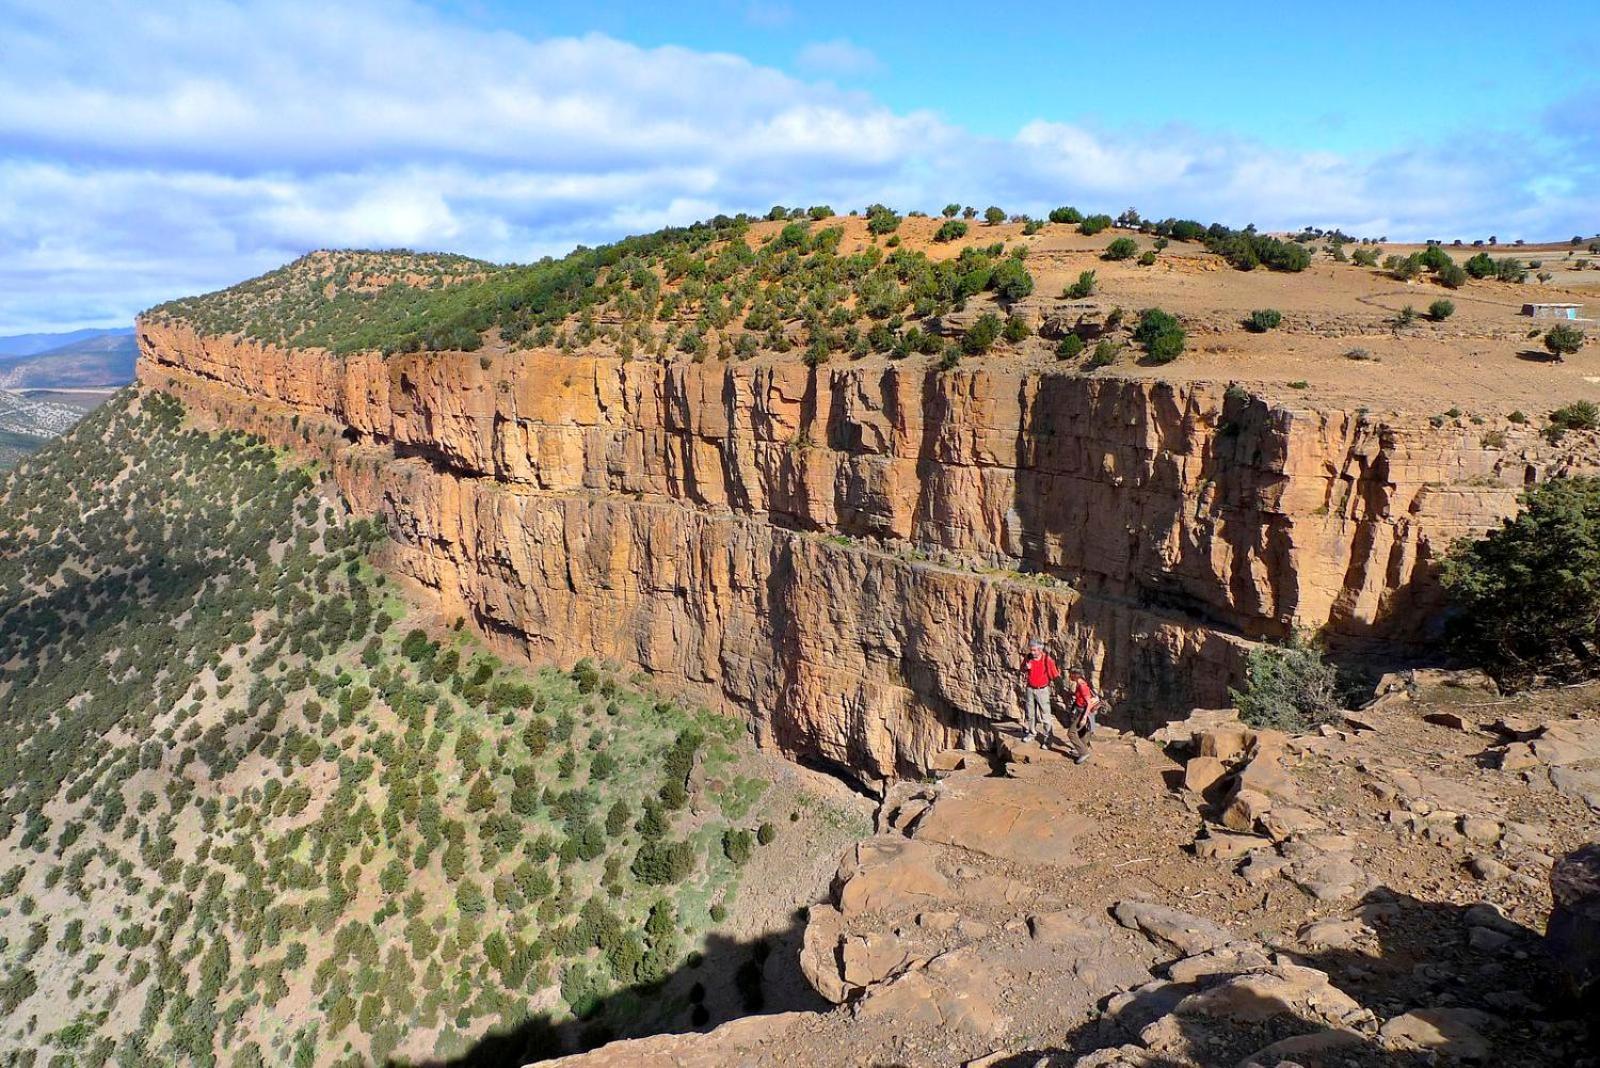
[138,316,1588,778]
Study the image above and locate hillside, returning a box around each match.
[0,388,92,467]
[0,391,865,1065]
[0,332,138,390]
[0,327,133,359]
[141,212,1599,413]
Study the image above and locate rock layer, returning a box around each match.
[137,317,1582,780]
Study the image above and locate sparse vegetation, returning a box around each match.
[1229,634,1342,732]
[1065,270,1096,300]
[0,391,775,1063]
[1429,299,1455,321]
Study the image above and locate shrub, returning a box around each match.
[961,313,1003,355]
[1545,323,1585,359]
[1002,315,1031,343]
[941,203,961,218]
[865,206,901,235]
[1079,214,1113,236]
[1065,270,1097,299]
[1056,334,1085,360]
[1137,250,1157,266]
[1103,237,1138,261]
[1429,299,1455,321]
[1351,247,1380,267]
[1246,309,1282,333]
[1048,206,1083,224]
[722,828,753,865]
[1395,305,1417,327]
[1436,262,1468,289]
[933,219,968,243]
[1549,400,1600,432]
[756,822,777,845]
[989,258,1035,301]
[1442,476,1600,682]
[983,206,1006,226]
[1228,634,1342,732]
[1133,308,1185,364]
[1085,340,1120,370]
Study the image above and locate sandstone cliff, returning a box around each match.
[136,318,1587,783]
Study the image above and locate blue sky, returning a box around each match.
[1,0,1596,333]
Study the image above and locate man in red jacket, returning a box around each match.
[1021,639,1060,745]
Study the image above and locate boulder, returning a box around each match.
[913,773,1082,868]
[799,904,850,1003]
[1547,842,1600,999]
[1220,788,1273,833]
[1378,1007,1495,1060]
[835,836,952,918]
[1165,941,1272,983]
[1194,829,1273,862]
[1183,755,1229,794]
[1113,900,1233,956]
[1237,1027,1367,1067]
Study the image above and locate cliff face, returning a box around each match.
[136,318,1570,783]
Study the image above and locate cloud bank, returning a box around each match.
[2,0,1595,332]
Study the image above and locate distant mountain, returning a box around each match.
[0,325,133,357]
[0,330,138,389]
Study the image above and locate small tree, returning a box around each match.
[933,219,968,243]
[1429,299,1455,321]
[1065,270,1097,299]
[1545,323,1585,360]
[983,206,1006,226]
[1442,476,1600,682]
[1229,635,1341,732]
[1246,309,1282,332]
[1048,206,1083,224]
[1056,334,1085,360]
[1103,237,1138,261]
[962,313,1002,355]
[1133,308,1185,364]
[941,203,961,218]
[1079,214,1112,236]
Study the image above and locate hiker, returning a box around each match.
[1060,666,1097,764]
[1020,639,1060,745]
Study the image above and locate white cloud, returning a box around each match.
[0,0,1595,333]
[795,39,883,79]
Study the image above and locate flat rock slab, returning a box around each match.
[914,773,1083,868]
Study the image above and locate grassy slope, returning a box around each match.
[0,391,796,1066]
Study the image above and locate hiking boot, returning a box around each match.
[1021,732,1035,744]
[1074,753,1090,765]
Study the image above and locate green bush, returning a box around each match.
[1429,299,1455,321]
[1085,340,1120,370]
[1546,323,1585,359]
[1079,214,1113,236]
[962,313,1003,355]
[1246,309,1282,333]
[721,828,753,865]
[756,822,776,845]
[933,220,968,243]
[1103,237,1138,261]
[983,206,1006,226]
[1137,250,1157,266]
[1065,270,1097,299]
[1002,315,1031,343]
[1228,635,1342,732]
[1133,308,1185,364]
[1442,476,1600,682]
[989,258,1035,301]
[1048,206,1083,224]
[1056,334,1085,360]
[1549,400,1600,432]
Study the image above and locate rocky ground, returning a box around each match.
[547,673,1599,1066]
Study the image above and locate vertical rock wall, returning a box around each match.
[136,318,1574,782]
